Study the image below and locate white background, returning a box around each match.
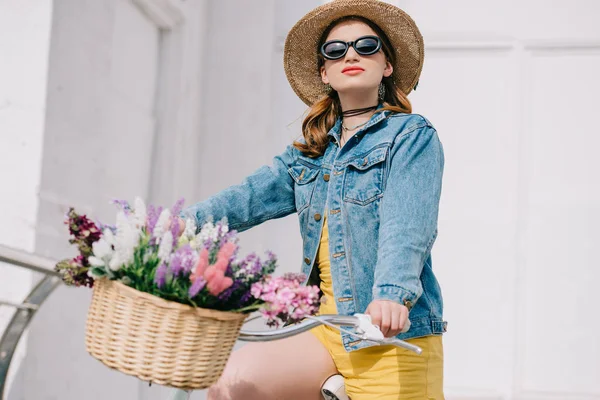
[0,0,598,399]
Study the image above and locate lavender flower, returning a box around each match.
[171,244,196,277]
[146,205,163,236]
[189,277,206,298]
[170,218,180,247]
[111,199,132,215]
[238,290,253,308]
[234,253,262,283]
[234,251,277,284]
[218,280,242,301]
[170,198,185,219]
[154,262,168,289]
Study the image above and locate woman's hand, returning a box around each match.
[175,216,186,237]
[365,300,409,338]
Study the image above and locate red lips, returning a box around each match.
[342,66,365,73]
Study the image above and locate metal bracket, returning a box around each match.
[0,244,61,399]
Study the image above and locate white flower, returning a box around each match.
[196,221,217,244]
[133,197,147,229]
[92,237,113,259]
[113,211,138,269]
[158,231,173,262]
[88,230,116,270]
[88,256,106,267]
[109,253,122,271]
[153,209,172,243]
[102,228,115,246]
[184,218,196,240]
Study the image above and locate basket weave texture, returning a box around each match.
[85,278,247,390]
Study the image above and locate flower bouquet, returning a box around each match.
[55,198,320,390]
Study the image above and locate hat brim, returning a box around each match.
[284,0,424,107]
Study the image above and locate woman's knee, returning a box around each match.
[207,376,266,400]
[206,332,336,400]
[206,344,276,400]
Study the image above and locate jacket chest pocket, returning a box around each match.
[288,164,320,213]
[343,146,388,206]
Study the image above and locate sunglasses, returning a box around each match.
[320,35,382,60]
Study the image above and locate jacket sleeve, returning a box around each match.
[180,144,298,233]
[372,124,444,308]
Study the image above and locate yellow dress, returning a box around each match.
[310,212,445,400]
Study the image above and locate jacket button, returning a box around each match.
[314,213,322,221]
[304,257,311,264]
[323,173,330,182]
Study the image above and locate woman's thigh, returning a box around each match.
[207,330,338,400]
[342,335,444,400]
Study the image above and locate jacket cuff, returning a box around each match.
[372,285,419,311]
[179,209,205,234]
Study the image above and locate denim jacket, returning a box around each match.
[181,108,447,351]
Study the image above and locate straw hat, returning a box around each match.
[284,0,424,106]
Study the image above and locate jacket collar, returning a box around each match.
[327,103,389,144]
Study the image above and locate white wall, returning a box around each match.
[1,0,599,399]
[0,0,52,395]
[397,1,600,399]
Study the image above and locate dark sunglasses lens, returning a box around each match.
[355,37,379,54]
[323,42,347,59]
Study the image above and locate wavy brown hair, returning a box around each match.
[293,16,412,158]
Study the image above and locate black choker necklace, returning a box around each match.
[341,105,378,117]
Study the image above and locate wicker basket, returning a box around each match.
[85,278,248,390]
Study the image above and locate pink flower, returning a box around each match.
[206,272,233,296]
[190,248,209,283]
[191,241,238,296]
[251,274,320,327]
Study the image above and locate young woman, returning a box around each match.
[180,1,446,398]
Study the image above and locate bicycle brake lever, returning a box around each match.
[354,313,411,340]
[355,313,384,341]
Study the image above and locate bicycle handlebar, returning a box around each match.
[238,314,422,355]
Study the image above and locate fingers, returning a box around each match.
[365,303,382,335]
[366,300,410,338]
[399,306,409,333]
[389,305,400,337]
[380,302,391,337]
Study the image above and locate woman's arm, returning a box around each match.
[180,144,298,233]
[372,124,445,308]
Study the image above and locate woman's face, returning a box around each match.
[320,20,393,98]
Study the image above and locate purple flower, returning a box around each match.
[146,205,163,235]
[111,199,132,215]
[170,219,180,247]
[218,280,242,301]
[154,262,168,289]
[170,198,185,219]
[218,226,238,248]
[233,251,277,284]
[171,244,196,277]
[189,277,206,298]
[238,290,253,308]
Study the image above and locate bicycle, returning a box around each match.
[169,313,421,400]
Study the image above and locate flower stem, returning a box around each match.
[234,303,262,313]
